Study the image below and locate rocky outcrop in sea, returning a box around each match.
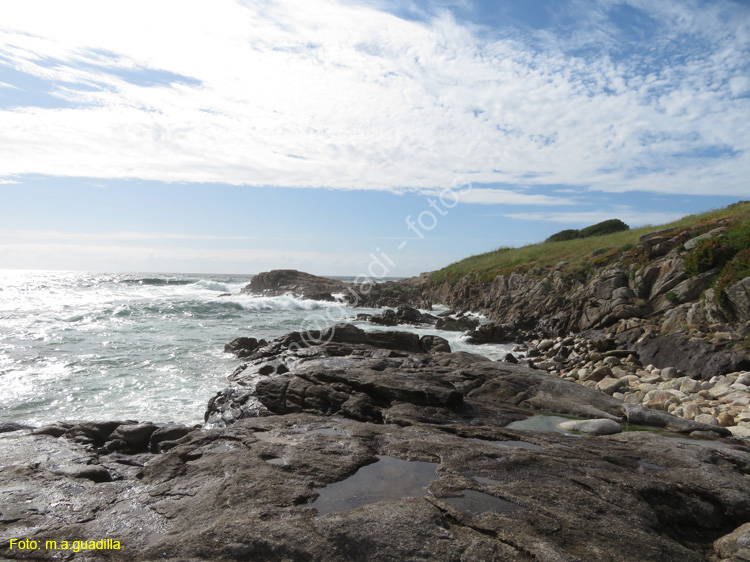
[242,269,430,308]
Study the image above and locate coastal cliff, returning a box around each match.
[421,202,750,377]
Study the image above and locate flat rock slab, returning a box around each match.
[1,417,750,562]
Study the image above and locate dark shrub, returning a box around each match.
[546,219,629,243]
[546,229,580,242]
[684,237,734,275]
[591,256,610,268]
[579,219,629,238]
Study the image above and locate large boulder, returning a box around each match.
[465,322,510,344]
[620,332,750,380]
[225,336,267,357]
[242,269,346,301]
[241,270,432,309]
[435,316,479,332]
[714,522,750,562]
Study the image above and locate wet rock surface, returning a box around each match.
[3,326,750,562]
[357,306,438,327]
[241,269,430,308]
[242,269,347,301]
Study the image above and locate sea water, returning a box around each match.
[0,270,512,426]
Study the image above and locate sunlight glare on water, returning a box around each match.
[0,270,511,426]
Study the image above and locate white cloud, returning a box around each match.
[0,230,262,242]
[729,76,750,98]
[0,0,747,196]
[504,208,686,226]
[443,188,576,206]
[0,179,20,184]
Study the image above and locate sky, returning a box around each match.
[0,0,748,276]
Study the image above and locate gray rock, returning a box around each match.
[559,419,622,435]
[694,414,719,426]
[242,269,345,301]
[661,366,679,380]
[618,333,749,381]
[241,269,428,308]
[0,422,34,433]
[435,316,479,332]
[365,307,439,327]
[725,277,750,324]
[503,352,519,364]
[465,322,510,344]
[680,378,703,394]
[684,227,726,250]
[419,335,451,353]
[149,424,196,453]
[597,377,628,395]
[714,522,750,562]
[584,365,613,382]
[537,339,555,351]
[622,403,730,436]
[670,270,716,303]
[225,336,268,358]
[106,423,158,453]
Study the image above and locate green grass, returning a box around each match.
[431,201,750,285]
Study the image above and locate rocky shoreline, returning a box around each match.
[3,236,750,561]
[350,301,750,439]
[2,321,750,561]
[513,332,750,440]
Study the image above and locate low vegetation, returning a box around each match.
[431,201,750,285]
[546,219,629,242]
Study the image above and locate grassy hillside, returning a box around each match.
[431,201,750,284]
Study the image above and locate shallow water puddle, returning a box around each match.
[442,489,520,517]
[470,437,545,450]
[506,415,577,434]
[312,455,438,515]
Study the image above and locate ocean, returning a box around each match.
[0,270,512,426]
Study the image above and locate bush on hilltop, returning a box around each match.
[579,219,630,238]
[546,219,629,243]
[546,229,581,242]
